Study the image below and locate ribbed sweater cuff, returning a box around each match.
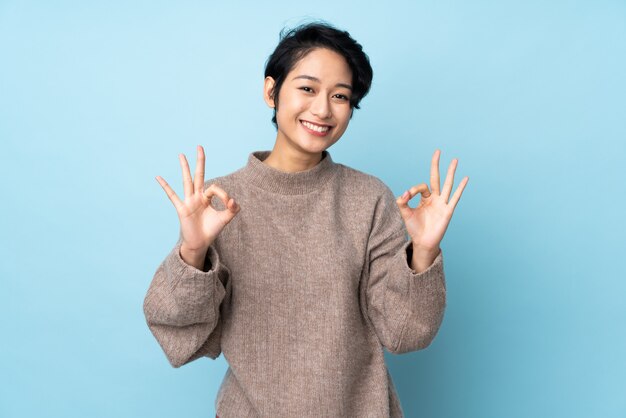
[171,241,221,276]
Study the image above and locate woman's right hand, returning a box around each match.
[156,145,240,255]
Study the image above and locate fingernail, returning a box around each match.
[402,191,409,199]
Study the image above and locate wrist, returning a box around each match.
[180,242,208,254]
[411,241,440,257]
[179,243,209,270]
[409,243,440,274]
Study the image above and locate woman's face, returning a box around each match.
[264,47,354,158]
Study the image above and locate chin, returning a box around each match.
[298,140,336,155]
[277,123,343,155]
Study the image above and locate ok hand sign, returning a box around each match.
[396,149,468,257]
[155,145,240,254]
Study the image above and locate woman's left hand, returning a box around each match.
[396,149,469,259]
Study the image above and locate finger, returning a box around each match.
[155,175,184,211]
[203,183,237,212]
[225,197,241,215]
[194,145,206,195]
[179,153,193,199]
[441,158,458,203]
[397,183,431,209]
[216,197,241,226]
[448,176,469,210]
[430,149,441,195]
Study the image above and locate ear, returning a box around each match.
[263,76,276,108]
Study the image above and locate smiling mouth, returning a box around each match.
[300,120,332,133]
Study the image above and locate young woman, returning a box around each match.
[144,20,468,418]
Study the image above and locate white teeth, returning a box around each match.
[302,121,330,132]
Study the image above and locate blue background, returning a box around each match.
[1,1,625,417]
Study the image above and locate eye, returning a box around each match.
[299,86,313,93]
[334,94,350,101]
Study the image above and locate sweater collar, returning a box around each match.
[240,150,338,195]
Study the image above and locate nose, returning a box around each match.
[310,93,332,120]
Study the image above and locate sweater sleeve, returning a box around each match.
[143,236,231,367]
[365,184,447,355]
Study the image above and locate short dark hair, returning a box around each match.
[264,20,373,129]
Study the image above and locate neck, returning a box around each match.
[240,149,337,195]
[263,141,323,173]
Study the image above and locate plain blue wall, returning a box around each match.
[1,1,625,417]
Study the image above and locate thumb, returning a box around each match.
[221,198,241,223]
[398,184,431,209]
[396,190,411,210]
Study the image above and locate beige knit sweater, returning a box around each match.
[143,150,446,417]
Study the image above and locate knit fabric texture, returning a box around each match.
[143,150,447,417]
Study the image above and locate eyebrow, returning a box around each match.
[292,75,353,91]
